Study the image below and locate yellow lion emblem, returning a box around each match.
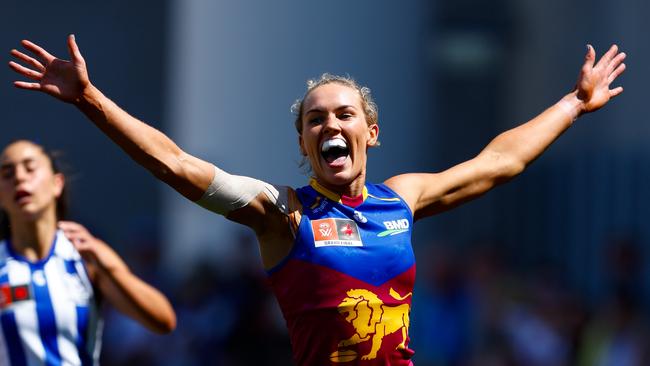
[330,288,412,362]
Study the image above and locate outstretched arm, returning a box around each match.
[9,35,282,233]
[10,35,212,201]
[386,44,626,220]
[59,221,176,334]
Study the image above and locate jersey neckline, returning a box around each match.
[5,231,59,269]
[309,178,368,208]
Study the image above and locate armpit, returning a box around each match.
[267,185,302,236]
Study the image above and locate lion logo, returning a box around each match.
[330,288,412,362]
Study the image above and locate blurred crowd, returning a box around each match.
[98,226,649,366]
[409,237,649,366]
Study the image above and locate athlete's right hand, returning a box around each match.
[59,220,128,277]
[9,34,90,104]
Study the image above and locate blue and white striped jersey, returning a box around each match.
[0,230,103,366]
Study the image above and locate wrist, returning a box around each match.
[96,256,129,277]
[74,83,101,108]
[557,92,585,122]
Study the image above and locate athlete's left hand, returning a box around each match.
[575,44,626,114]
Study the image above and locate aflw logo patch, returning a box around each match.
[377,219,410,237]
[311,218,363,247]
[0,283,33,309]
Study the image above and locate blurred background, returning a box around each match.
[2,0,649,365]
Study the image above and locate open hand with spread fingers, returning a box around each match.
[9,34,90,103]
[575,44,626,115]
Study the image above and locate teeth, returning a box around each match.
[321,138,348,152]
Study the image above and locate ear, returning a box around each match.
[367,124,379,147]
[53,173,65,198]
[298,135,307,156]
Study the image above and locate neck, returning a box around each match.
[315,172,367,198]
[9,211,58,261]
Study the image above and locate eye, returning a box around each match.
[0,167,14,180]
[308,116,323,124]
[339,113,353,120]
[25,161,37,173]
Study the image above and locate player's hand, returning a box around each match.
[576,44,626,114]
[9,34,90,104]
[58,220,127,275]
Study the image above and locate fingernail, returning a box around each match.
[586,44,592,51]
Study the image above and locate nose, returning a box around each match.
[13,166,28,184]
[322,113,341,134]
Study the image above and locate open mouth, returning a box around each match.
[321,138,350,164]
[14,190,31,203]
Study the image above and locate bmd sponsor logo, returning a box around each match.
[377,219,409,237]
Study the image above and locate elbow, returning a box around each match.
[158,317,177,334]
[147,152,204,200]
[500,159,526,180]
[487,151,526,182]
[150,310,177,334]
[138,145,187,182]
[142,295,178,334]
[148,157,180,183]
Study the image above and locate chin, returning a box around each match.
[14,206,45,222]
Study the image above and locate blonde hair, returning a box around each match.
[291,73,379,134]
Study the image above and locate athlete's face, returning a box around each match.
[299,83,378,195]
[0,141,64,222]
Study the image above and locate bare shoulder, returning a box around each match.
[385,171,468,220]
[383,173,431,213]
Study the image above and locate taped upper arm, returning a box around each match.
[196,165,276,215]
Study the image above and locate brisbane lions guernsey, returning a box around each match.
[0,230,103,366]
[268,179,416,365]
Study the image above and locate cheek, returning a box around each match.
[31,176,55,200]
[0,183,11,200]
[302,131,320,151]
[0,194,13,213]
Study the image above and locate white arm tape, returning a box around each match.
[196,165,288,215]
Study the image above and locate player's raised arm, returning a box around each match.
[386,44,626,220]
[9,35,213,200]
[9,35,282,232]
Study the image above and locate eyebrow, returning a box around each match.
[304,105,358,115]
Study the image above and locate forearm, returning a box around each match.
[97,267,176,334]
[483,91,583,176]
[75,85,210,199]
